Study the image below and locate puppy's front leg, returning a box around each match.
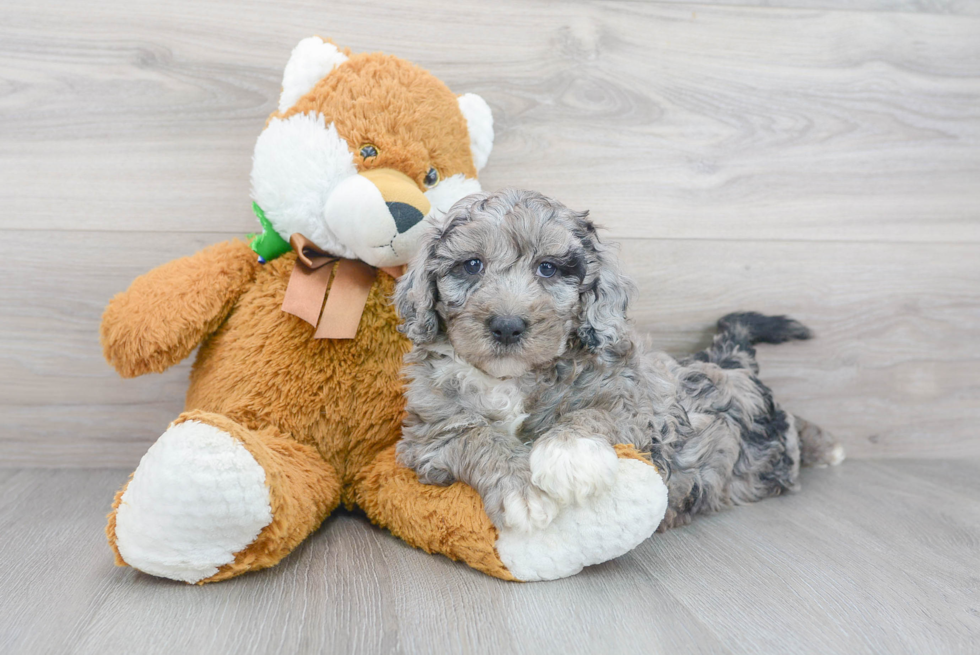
[399,425,558,532]
[530,409,622,506]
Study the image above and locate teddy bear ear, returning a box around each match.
[278,36,349,113]
[457,93,494,173]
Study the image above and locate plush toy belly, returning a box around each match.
[183,254,410,467]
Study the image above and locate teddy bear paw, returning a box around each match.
[112,420,273,583]
[495,456,668,581]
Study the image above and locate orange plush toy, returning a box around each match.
[101,37,667,584]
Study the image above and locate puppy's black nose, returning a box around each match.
[488,315,527,345]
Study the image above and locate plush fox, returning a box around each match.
[101,37,667,584]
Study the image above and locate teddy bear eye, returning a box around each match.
[537,261,557,278]
[462,258,483,275]
[423,167,440,188]
[360,144,378,159]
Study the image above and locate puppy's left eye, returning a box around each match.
[463,258,484,275]
[537,261,557,278]
[423,167,440,188]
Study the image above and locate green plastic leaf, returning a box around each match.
[249,202,292,263]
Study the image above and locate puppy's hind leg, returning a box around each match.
[795,415,845,467]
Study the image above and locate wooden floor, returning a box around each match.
[1,459,978,655]
[1,1,978,653]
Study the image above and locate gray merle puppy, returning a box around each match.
[394,188,843,533]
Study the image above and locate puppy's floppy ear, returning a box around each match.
[396,194,486,343]
[395,231,441,344]
[573,212,635,355]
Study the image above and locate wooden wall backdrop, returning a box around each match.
[1,0,978,466]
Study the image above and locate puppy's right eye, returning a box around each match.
[462,258,484,275]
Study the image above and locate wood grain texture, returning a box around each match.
[1,1,978,242]
[653,0,980,16]
[1,462,978,654]
[0,0,978,466]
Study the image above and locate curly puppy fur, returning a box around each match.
[395,189,843,532]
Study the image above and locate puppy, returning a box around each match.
[394,189,843,532]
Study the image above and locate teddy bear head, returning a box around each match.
[249,37,494,267]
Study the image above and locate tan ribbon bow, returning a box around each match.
[281,234,403,339]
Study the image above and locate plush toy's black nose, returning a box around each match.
[387,202,425,233]
[488,315,527,345]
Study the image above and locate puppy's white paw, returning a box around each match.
[501,485,559,532]
[113,420,273,583]
[529,437,619,506]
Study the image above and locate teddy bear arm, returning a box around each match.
[353,445,518,580]
[100,240,260,378]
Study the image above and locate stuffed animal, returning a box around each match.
[101,36,668,584]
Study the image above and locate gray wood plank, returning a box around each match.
[652,0,980,16]
[1,1,978,242]
[631,460,980,654]
[873,457,980,499]
[2,231,977,465]
[1,462,977,654]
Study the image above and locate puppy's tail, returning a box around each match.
[717,312,811,348]
[695,312,811,372]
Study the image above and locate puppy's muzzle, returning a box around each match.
[488,315,527,345]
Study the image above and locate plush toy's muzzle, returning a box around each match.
[323,168,431,267]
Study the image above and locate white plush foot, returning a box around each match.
[501,485,560,532]
[529,437,619,506]
[113,420,273,583]
[495,458,668,581]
